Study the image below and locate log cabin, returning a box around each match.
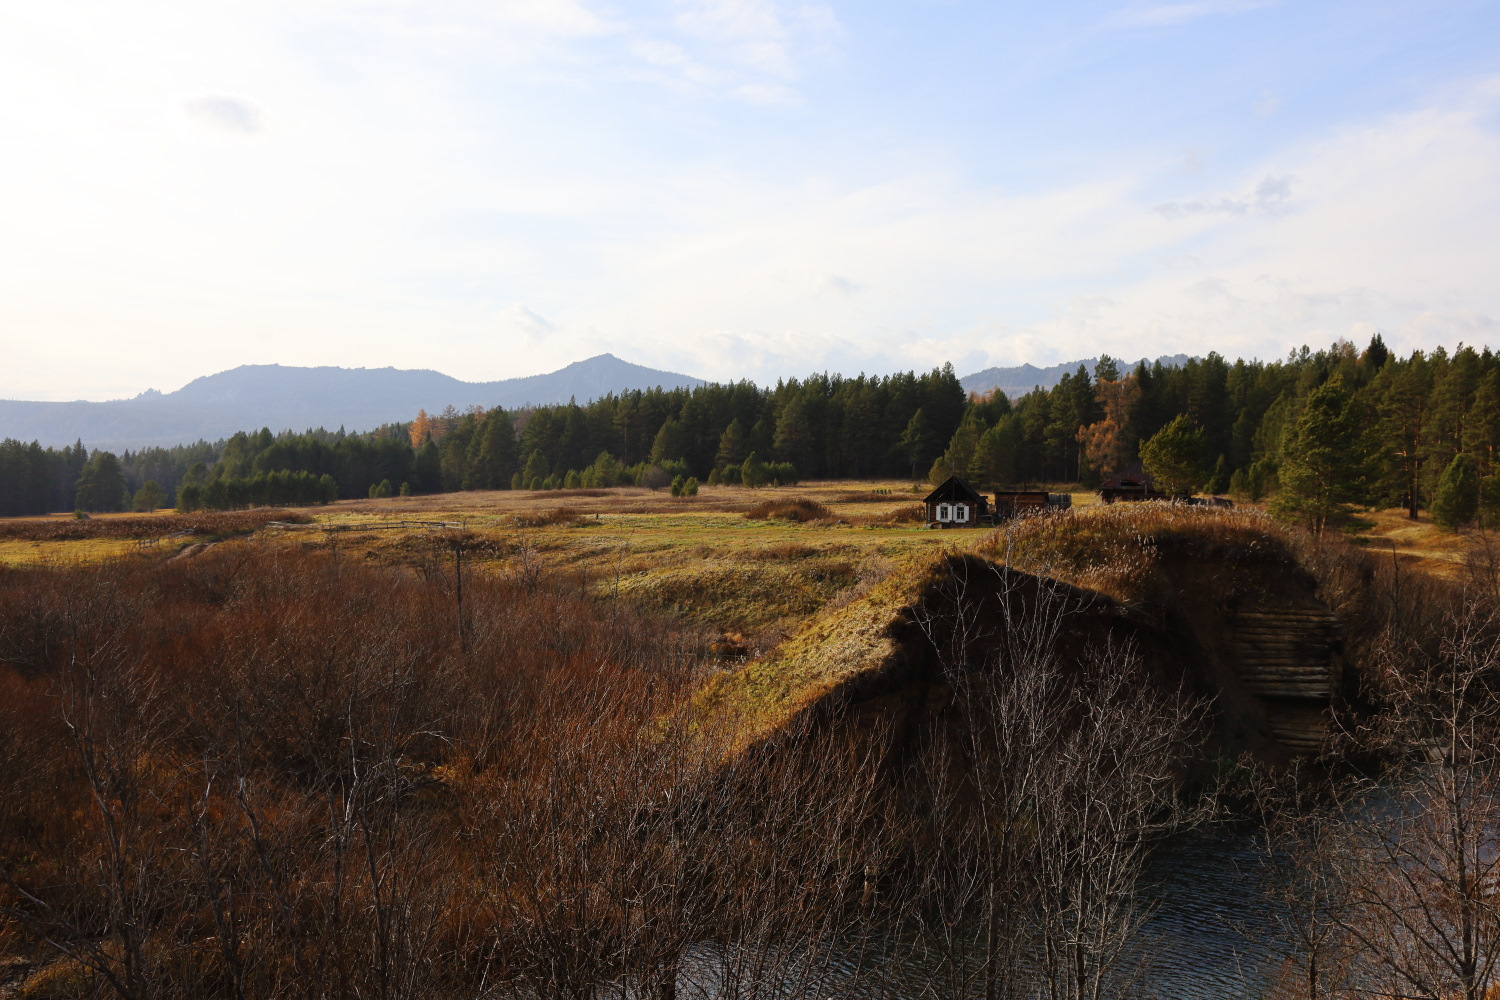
[923,476,988,527]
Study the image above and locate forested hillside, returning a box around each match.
[2,337,1496,526]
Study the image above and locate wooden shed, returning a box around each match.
[923,476,989,528]
[992,490,1072,520]
[1098,464,1163,504]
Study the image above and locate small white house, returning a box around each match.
[923,476,988,528]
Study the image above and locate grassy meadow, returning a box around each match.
[0,481,1050,645]
[3,480,1500,999]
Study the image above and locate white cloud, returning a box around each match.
[357,0,621,39]
[664,0,839,89]
[497,305,556,344]
[1108,0,1280,29]
[180,93,264,134]
[816,273,861,296]
[1,5,1498,399]
[1154,173,1293,218]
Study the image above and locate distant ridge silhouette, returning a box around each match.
[961,355,1194,399]
[0,354,704,450]
[2,353,1197,451]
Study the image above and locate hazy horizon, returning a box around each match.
[4,1,1499,401]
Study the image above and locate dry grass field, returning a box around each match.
[2,481,1486,999]
[2,482,1034,646]
[3,487,1479,624]
[1351,506,1483,581]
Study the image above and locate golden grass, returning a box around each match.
[690,552,944,746]
[0,509,310,542]
[0,537,162,567]
[0,483,969,635]
[15,958,90,1000]
[1352,507,1476,582]
[981,502,1295,603]
[743,498,835,522]
[688,501,1321,748]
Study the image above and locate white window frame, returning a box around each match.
[936,502,954,522]
[954,503,970,523]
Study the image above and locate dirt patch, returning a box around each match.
[167,542,217,562]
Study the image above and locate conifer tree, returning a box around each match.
[740,451,769,488]
[1207,455,1230,494]
[132,480,166,512]
[520,450,549,489]
[414,439,441,493]
[1271,375,1367,533]
[650,418,687,466]
[898,408,929,478]
[465,409,518,490]
[74,451,127,512]
[1139,415,1206,496]
[1431,453,1480,530]
[715,418,747,470]
[938,411,986,480]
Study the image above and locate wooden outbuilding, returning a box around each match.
[923,476,989,528]
[1098,464,1164,504]
[992,491,1072,520]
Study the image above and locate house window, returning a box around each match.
[954,504,970,523]
[936,503,953,522]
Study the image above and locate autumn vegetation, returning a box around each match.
[0,491,1498,998]
[10,337,1500,541]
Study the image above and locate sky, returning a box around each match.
[3,1,1500,401]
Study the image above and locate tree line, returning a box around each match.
[933,335,1500,531]
[0,368,966,514]
[7,337,1500,523]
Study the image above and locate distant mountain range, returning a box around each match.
[0,355,704,451]
[960,355,1194,399]
[1,352,1195,451]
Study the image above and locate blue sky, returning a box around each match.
[3,0,1500,399]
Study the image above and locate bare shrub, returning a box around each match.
[0,545,907,999]
[513,507,593,528]
[904,558,1210,1000]
[1332,597,1500,1000]
[743,499,832,523]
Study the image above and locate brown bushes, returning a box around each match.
[0,510,310,541]
[743,498,833,522]
[874,503,926,525]
[0,546,904,999]
[513,507,595,528]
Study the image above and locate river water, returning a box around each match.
[1137,832,1285,999]
[676,832,1289,1000]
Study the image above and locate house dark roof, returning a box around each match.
[923,476,986,505]
[1100,463,1154,491]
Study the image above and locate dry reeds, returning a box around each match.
[743,498,833,522]
[869,503,926,525]
[513,507,594,528]
[0,510,311,541]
